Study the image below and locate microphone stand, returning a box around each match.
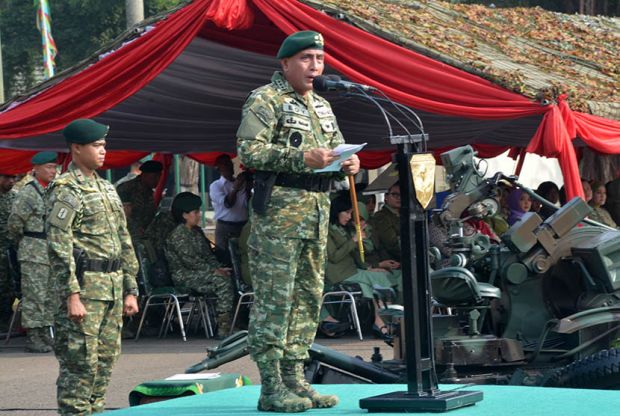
[345,86,483,412]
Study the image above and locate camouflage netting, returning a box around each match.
[304,0,619,119]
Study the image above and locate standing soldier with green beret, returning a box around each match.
[47,119,139,415]
[237,30,360,412]
[7,151,58,352]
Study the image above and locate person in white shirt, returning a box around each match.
[209,154,249,263]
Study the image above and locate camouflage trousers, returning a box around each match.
[247,234,325,365]
[0,250,14,320]
[54,298,122,415]
[20,262,55,329]
[171,270,234,316]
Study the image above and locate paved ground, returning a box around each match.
[0,330,387,415]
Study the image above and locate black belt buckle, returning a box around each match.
[106,259,121,273]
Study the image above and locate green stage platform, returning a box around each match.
[109,384,620,415]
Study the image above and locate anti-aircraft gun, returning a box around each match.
[187,145,620,389]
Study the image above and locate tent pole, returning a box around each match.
[200,163,206,227]
[514,148,526,176]
[174,154,181,194]
[106,170,113,183]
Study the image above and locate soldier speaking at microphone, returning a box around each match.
[237,31,360,412]
[46,119,139,415]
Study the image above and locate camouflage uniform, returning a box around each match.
[47,163,138,415]
[143,210,177,259]
[116,176,156,239]
[164,223,234,334]
[237,71,343,410]
[0,189,17,321]
[7,180,55,342]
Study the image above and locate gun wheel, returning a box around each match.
[543,348,620,390]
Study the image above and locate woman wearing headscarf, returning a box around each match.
[507,189,532,226]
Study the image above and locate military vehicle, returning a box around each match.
[188,145,620,389]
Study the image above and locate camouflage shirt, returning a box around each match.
[236,71,344,240]
[7,180,49,265]
[0,190,17,249]
[116,176,156,238]
[143,210,177,258]
[46,163,139,300]
[164,224,220,284]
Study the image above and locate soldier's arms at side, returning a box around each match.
[46,185,81,298]
[7,196,30,245]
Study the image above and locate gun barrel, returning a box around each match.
[309,343,400,383]
[186,345,250,373]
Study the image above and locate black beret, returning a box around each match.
[140,160,163,173]
[31,151,58,165]
[277,31,324,59]
[171,192,202,214]
[62,119,109,144]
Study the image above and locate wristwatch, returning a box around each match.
[124,288,139,297]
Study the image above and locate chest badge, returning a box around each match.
[290,132,303,148]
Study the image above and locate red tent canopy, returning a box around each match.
[0,0,619,199]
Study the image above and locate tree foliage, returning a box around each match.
[0,0,185,100]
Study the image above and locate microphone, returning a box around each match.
[312,75,375,92]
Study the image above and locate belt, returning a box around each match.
[275,173,333,193]
[24,231,47,239]
[83,258,122,273]
[217,220,247,226]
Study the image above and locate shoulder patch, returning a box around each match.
[48,202,76,231]
[253,105,274,127]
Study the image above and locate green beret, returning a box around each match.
[140,160,163,173]
[276,31,324,59]
[172,192,202,214]
[62,119,109,144]
[31,151,58,165]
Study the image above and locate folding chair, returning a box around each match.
[322,283,365,340]
[228,238,254,335]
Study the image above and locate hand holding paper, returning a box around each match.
[314,143,366,173]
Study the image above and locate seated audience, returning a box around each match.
[581,178,593,204]
[535,181,561,220]
[370,182,401,262]
[507,189,532,226]
[325,194,400,339]
[164,192,235,337]
[589,181,617,228]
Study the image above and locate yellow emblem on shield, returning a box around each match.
[410,153,436,209]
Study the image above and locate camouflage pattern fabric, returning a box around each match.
[237,71,344,366]
[54,298,122,415]
[369,205,401,262]
[7,180,54,328]
[0,189,17,319]
[12,173,35,192]
[46,163,138,415]
[164,224,234,317]
[116,176,156,239]
[143,210,177,258]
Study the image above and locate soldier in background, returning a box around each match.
[164,192,234,338]
[237,31,360,412]
[7,151,58,352]
[47,119,139,415]
[0,172,17,327]
[116,160,163,240]
[370,181,401,262]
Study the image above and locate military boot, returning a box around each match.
[257,360,312,412]
[281,360,339,408]
[215,312,232,339]
[25,328,52,353]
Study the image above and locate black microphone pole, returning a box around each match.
[321,80,485,412]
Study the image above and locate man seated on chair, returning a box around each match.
[369,181,401,262]
[164,192,235,338]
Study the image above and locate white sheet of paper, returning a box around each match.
[165,373,221,381]
[313,142,367,173]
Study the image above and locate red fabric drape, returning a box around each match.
[101,151,149,170]
[0,150,39,175]
[152,153,173,206]
[0,0,617,200]
[190,152,236,167]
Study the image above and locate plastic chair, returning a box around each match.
[228,238,254,335]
